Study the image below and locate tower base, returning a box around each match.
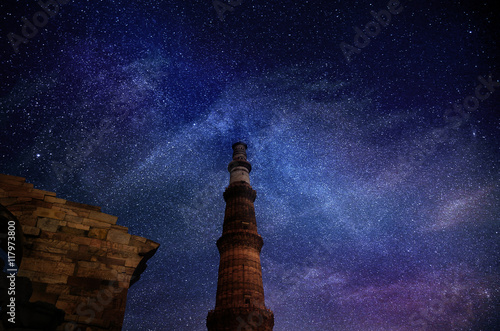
[207,307,274,331]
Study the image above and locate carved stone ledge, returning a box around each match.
[217,232,264,253]
[223,184,257,202]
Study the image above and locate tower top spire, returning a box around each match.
[232,142,248,160]
[228,142,251,185]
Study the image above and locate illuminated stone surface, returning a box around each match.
[0,173,159,331]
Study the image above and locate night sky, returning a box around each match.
[1,0,499,330]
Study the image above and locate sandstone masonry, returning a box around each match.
[0,173,159,330]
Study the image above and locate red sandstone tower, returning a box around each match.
[207,142,274,331]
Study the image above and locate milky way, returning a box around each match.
[1,1,499,330]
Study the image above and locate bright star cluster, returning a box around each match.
[0,1,499,330]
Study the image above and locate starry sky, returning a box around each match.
[1,0,499,330]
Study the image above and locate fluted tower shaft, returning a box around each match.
[207,142,274,331]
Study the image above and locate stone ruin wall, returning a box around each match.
[0,173,159,330]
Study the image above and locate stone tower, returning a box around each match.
[207,143,274,331]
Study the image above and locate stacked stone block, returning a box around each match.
[0,174,159,330]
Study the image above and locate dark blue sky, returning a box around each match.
[1,1,499,330]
